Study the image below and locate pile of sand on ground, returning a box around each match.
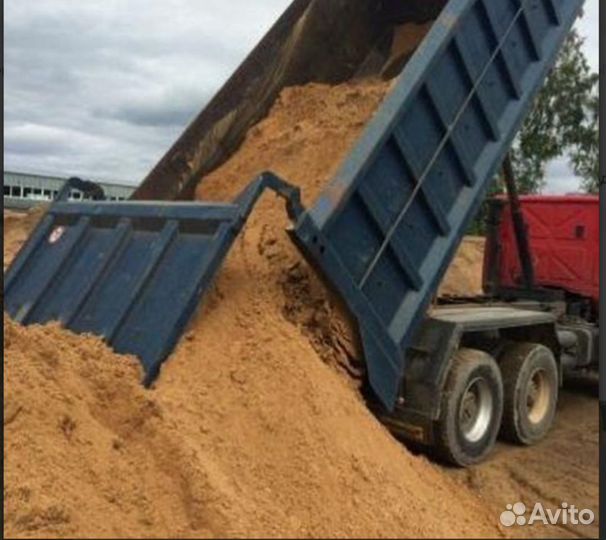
[4,204,498,538]
[4,78,497,537]
[4,306,500,538]
[4,318,214,539]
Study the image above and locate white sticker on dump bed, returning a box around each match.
[48,226,66,244]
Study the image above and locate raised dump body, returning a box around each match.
[136,0,584,411]
[5,0,584,412]
[287,0,585,409]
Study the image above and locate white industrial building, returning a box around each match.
[3,170,136,210]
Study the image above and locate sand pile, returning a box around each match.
[439,237,486,297]
[4,318,210,539]
[196,79,394,373]
[4,79,497,538]
[4,279,499,539]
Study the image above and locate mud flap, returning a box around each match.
[358,326,403,410]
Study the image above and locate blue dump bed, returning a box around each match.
[4,0,583,408]
[289,0,584,408]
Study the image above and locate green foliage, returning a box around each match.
[509,29,599,194]
[571,91,599,192]
[469,180,504,236]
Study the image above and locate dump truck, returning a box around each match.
[4,0,592,466]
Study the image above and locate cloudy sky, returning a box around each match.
[4,0,600,191]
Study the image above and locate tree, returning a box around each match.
[509,29,599,194]
[571,91,599,192]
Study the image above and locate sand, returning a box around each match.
[3,79,503,538]
[3,217,500,538]
[195,79,394,374]
[3,313,500,539]
[3,207,47,271]
[4,319,187,538]
[439,237,486,298]
[195,79,394,206]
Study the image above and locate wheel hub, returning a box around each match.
[526,368,551,424]
[459,377,493,443]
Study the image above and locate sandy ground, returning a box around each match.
[448,380,599,539]
[3,73,599,538]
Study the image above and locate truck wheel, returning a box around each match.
[434,348,503,467]
[499,342,558,445]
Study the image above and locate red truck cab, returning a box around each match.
[483,195,599,320]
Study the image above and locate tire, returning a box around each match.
[499,342,558,445]
[434,348,503,467]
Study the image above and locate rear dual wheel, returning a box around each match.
[434,349,503,467]
[434,343,558,467]
[499,342,558,445]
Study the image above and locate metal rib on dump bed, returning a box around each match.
[4,174,302,384]
[289,0,584,410]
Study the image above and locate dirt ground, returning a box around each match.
[3,72,599,538]
[448,379,599,539]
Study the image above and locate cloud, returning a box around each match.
[93,87,213,128]
[3,0,600,188]
[4,123,105,155]
[575,0,599,72]
[543,158,582,195]
[3,0,292,183]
